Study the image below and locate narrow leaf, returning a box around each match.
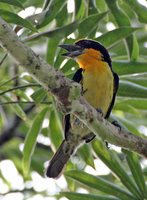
[127,34,139,61]
[0,0,24,9]
[78,11,108,38]
[22,107,48,176]
[124,77,147,88]
[115,99,147,111]
[123,150,147,198]
[113,61,147,75]
[126,0,147,23]
[65,170,136,200]
[37,0,67,29]
[95,0,107,13]
[25,21,79,42]
[46,38,61,65]
[0,9,37,32]
[104,0,137,59]
[75,1,86,20]
[78,144,95,168]
[61,192,120,200]
[96,27,140,48]
[118,80,147,98]
[49,108,63,149]
[12,104,27,121]
[31,87,47,103]
[92,140,142,199]
[105,0,130,26]
[2,95,27,121]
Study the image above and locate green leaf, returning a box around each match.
[65,170,136,200]
[113,61,147,76]
[25,21,79,42]
[78,11,108,38]
[49,106,63,149]
[37,0,67,29]
[126,0,147,23]
[115,99,147,111]
[92,140,142,199]
[14,89,31,102]
[46,38,61,66]
[42,21,78,38]
[96,27,140,48]
[22,107,48,176]
[105,0,138,60]
[127,34,139,61]
[114,103,140,116]
[118,80,147,98]
[124,77,147,88]
[75,1,87,20]
[61,192,120,200]
[12,104,27,121]
[31,87,47,103]
[0,0,24,9]
[143,167,147,176]
[61,59,76,74]
[0,9,37,32]
[123,150,147,198]
[105,0,130,26]
[0,84,39,96]
[95,0,108,13]
[55,4,68,27]
[2,95,27,120]
[78,144,95,168]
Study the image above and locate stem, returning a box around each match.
[0,84,40,95]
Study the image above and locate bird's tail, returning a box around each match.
[46,139,73,178]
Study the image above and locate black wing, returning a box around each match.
[72,68,83,82]
[64,68,83,139]
[105,72,119,119]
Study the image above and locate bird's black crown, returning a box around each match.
[75,39,112,68]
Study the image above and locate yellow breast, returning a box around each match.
[76,49,114,117]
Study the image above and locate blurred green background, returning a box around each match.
[0,0,147,200]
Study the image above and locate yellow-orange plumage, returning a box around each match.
[76,48,114,116]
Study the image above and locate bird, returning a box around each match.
[46,39,119,178]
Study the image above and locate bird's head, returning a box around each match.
[59,39,112,68]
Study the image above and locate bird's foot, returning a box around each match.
[112,120,121,131]
[105,141,110,149]
[96,108,103,115]
[82,132,96,143]
[96,108,103,118]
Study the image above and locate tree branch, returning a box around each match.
[0,17,147,157]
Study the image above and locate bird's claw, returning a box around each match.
[105,141,110,149]
[96,108,103,117]
[82,132,96,143]
[112,120,121,131]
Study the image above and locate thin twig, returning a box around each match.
[0,75,19,87]
[0,53,7,66]
[0,101,51,105]
[0,83,40,95]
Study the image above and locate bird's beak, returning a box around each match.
[59,44,84,58]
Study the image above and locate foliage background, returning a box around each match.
[0,0,147,200]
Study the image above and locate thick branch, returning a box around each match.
[0,17,147,157]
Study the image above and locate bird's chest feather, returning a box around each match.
[82,63,114,116]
